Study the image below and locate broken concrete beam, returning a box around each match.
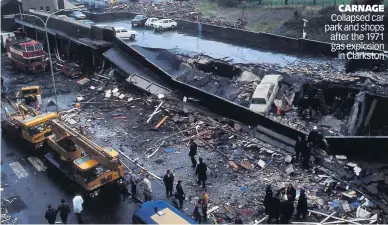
[347,92,365,135]
[256,125,297,147]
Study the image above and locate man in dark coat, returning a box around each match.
[301,143,312,170]
[57,199,71,224]
[176,180,185,210]
[280,195,295,224]
[286,184,296,202]
[296,189,308,220]
[196,157,207,188]
[264,185,273,215]
[294,136,306,162]
[234,212,243,224]
[163,169,174,197]
[45,204,58,224]
[308,126,321,146]
[189,139,198,168]
[268,193,280,224]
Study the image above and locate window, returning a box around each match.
[34,44,43,51]
[46,6,50,12]
[115,30,120,33]
[25,46,34,52]
[251,98,266,104]
[267,84,275,100]
[121,29,127,32]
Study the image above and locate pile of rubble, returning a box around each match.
[54,69,387,223]
[105,0,246,29]
[1,198,18,224]
[175,53,388,134]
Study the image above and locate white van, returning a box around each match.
[112,27,137,40]
[249,74,282,114]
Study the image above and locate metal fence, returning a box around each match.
[238,0,388,7]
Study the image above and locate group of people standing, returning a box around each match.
[263,184,308,224]
[45,195,84,224]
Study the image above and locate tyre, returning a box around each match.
[159,26,162,30]
[130,34,135,39]
[171,25,175,29]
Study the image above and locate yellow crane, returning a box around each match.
[45,119,125,197]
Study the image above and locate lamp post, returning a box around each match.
[302,19,308,39]
[11,8,79,113]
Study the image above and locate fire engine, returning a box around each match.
[5,28,47,74]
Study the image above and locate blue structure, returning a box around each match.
[132,200,197,224]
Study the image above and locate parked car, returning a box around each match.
[249,74,282,114]
[131,15,148,27]
[57,15,68,19]
[153,19,177,30]
[70,11,86,19]
[145,18,159,28]
[112,27,137,40]
[62,63,82,78]
[78,19,95,25]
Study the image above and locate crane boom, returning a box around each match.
[48,119,121,170]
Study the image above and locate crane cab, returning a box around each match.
[20,112,58,148]
[17,86,42,105]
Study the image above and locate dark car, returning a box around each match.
[131,15,148,27]
[62,63,82,78]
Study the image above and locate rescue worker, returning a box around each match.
[189,139,198,168]
[201,190,209,222]
[176,180,185,210]
[234,212,244,224]
[143,174,152,202]
[57,199,70,224]
[73,195,84,224]
[268,193,281,224]
[308,126,321,147]
[195,157,207,189]
[193,200,202,224]
[163,169,174,197]
[296,189,308,220]
[286,184,296,202]
[280,194,294,224]
[294,136,306,162]
[120,180,129,202]
[45,204,58,224]
[301,143,312,170]
[130,172,138,197]
[264,185,273,215]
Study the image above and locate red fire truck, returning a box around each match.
[5,28,47,74]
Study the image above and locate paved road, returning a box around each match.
[0,135,140,223]
[97,20,333,66]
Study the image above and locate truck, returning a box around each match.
[44,119,125,197]
[1,96,58,149]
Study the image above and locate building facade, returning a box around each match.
[21,0,73,13]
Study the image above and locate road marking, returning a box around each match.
[27,156,47,172]
[9,162,28,179]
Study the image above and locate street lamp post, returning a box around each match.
[12,9,77,113]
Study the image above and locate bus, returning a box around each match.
[132,200,197,224]
[5,28,47,74]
